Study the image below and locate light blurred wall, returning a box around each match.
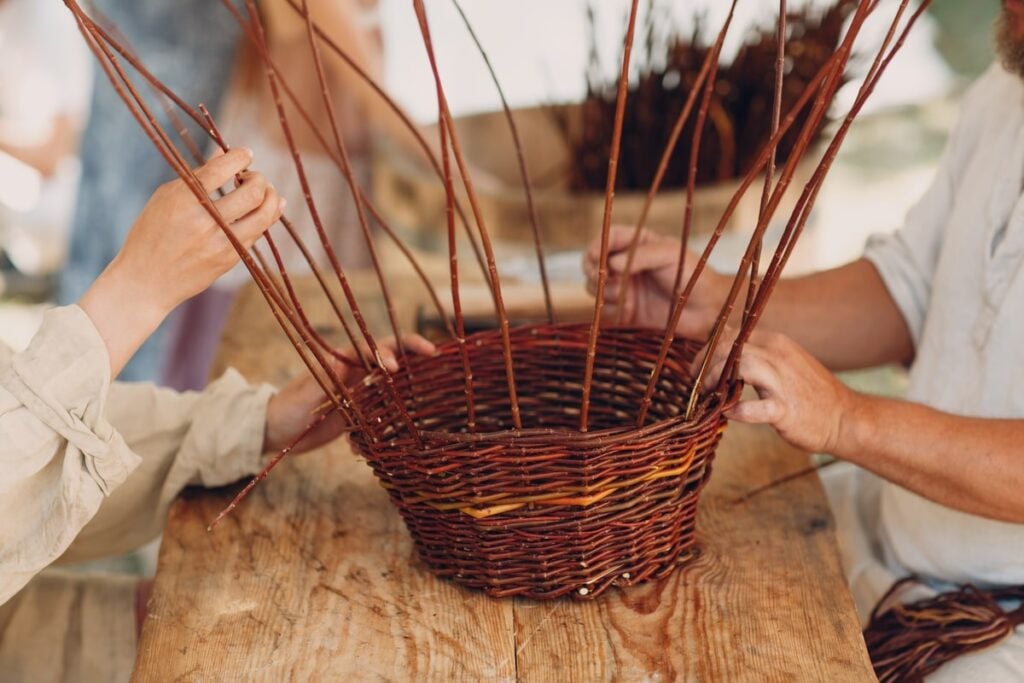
[380,0,975,123]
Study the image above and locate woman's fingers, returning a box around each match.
[194,147,253,194]
[214,172,270,224]
[232,188,286,247]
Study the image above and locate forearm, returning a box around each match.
[836,394,1024,523]
[78,256,170,378]
[712,259,914,371]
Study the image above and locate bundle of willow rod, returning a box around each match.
[64,0,930,599]
[560,0,855,192]
[864,578,1024,682]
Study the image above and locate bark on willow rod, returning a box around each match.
[412,0,522,430]
[580,0,641,433]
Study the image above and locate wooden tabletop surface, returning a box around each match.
[133,273,874,681]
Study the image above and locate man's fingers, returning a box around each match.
[214,172,269,224]
[376,345,399,373]
[734,347,782,396]
[725,398,782,425]
[401,334,437,357]
[607,244,678,277]
[689,325,739,380]
[233,189,285,247]
[194,147,253,194]
[586,225,643,264]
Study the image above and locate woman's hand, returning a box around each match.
[263,335,437,455]
[702,330,859,454]
[583,226,727,339]
[80,148,284,376]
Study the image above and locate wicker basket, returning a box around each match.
[350,322,731,600]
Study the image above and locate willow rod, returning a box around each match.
[198,103,366,370]
[298,0,407,362]
[437,54,478,433]
[742,0,788,328]
[671,0,740,316]
[76,4,454,343]
[720,0,929,388]
[683,1,868,419]
[451,0,554,324]
[280,0,492,290]
[580,0,641,432]
[633,1,873,426]
[413,0,522,430]
[242,0,422,444]
[67,2,373,439]
[613,0,736,322]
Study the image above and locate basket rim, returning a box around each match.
[352,321,740,449]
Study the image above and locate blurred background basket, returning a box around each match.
[350,322,731,600]
[373,103,813,255]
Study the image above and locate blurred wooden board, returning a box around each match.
[135,274,874,681]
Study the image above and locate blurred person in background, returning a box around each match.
[58,0,243,382]
[0,0,91,296]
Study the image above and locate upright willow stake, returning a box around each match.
[634,0,875,427]
[579,0,641,432]
[198,104,366,370]
[670,0,739,314]
[298,0,407,362]
[218,0,456,340]
[437,63,477,433]
[243,0,422,444]
[412,0,522,430]
[451,0,554,325]
[742,0,787,327]
[280,0,492,291]
[614,1,736,322]
[77,3,455,345]
[692,0,915,416]
[720,0,928,389]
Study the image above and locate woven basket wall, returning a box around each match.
[350,322,730,600]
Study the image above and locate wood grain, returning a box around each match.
[134,275,873,681]
[512,426,871,682]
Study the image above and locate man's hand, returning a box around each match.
[582,226,727,339]
[263,335,437,455]
[703,330,859,454]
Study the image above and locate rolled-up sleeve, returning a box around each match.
[1,306,276,604]
[59,368,275,564]
[863,141,962,347]
[0,306,139,604]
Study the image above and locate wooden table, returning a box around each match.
[134,274,874,681]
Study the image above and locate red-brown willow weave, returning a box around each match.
[63,0,929,600]
[865,579,1024,682]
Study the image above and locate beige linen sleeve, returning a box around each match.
[0,305,275,605]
